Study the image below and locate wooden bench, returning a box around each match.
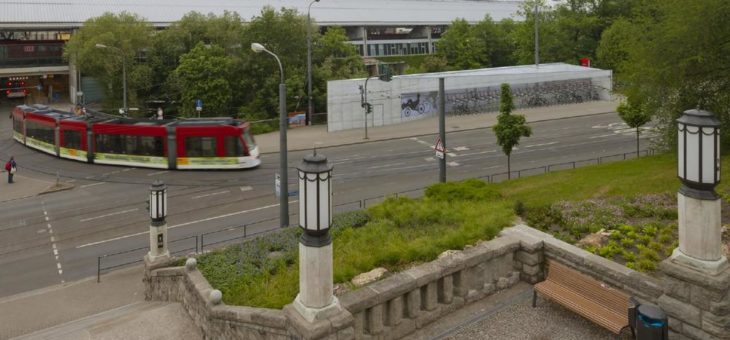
[533,259,632,335]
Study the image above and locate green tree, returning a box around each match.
[313,26,366,111]
[493,83,532,179]
[64,12,153,113]
[473,16,517,67]
[169,43,234,117]
[617,100,652,157]
[148,11,246,114]
[615,0,730,149]
[435,18,486,70]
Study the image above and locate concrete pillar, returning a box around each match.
[147,221,169,260]
[298,242,333,308]
[671,192,728,274]
[426,26,432,54]
[362,26,368,57]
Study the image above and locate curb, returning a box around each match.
[39,182,75,195]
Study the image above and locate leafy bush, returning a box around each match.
[425,179,501,202]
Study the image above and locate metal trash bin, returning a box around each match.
[630,300,668,340]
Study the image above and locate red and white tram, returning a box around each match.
[10,104,260,170]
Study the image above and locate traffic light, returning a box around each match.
[366,103,373,114]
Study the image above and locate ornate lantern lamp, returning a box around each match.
[147,180,169,259]
[298,151,333,245]
[293,151,342,322]
[677,109,721,198]
[673,109,727,274]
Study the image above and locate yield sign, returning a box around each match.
[435,137,445,159]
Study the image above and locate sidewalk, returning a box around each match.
[255,100,619,154]
[0,172,74,203]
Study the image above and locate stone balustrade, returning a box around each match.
[144,224,730,339]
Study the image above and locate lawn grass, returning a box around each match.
[196,153,730,308]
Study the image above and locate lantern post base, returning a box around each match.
[670,248,729,276]
[293,294,343,323]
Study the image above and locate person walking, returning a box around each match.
[5,156,17,183]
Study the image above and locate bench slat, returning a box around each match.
[535,259,630,335]
[536,280,627,334]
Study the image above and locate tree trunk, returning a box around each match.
[507,154,511,179]
[636,127,640,158]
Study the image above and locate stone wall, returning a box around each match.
[339,235,522,340]
[145,224,729,339]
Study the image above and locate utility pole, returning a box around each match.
[534,2,540,68]
[439,77,446,183]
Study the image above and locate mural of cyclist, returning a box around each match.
[401,93,420,112]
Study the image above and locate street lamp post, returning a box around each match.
[293,150,343,322]
[673,108,727,274]
[146,180,169,261]
[95,43,127,115]
[307,0,320,126]
[252,43,289,228]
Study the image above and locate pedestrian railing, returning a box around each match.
[96,148,656,281]
[96,235,198,282]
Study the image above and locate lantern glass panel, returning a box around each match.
[150,192,158,219]
[299,170,305,228]
[678,124,685,178]
[717,132,721,182]
[162,190,167,217]
[305,173,319,229]
[686,126,700,182]
[318,173,329,228]
[702,128,715,183]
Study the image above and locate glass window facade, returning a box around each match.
[62,129,82,149]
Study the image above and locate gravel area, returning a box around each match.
[442,293,633,340]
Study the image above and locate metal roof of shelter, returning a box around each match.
[394,63,606,80]
[0,0,524,29]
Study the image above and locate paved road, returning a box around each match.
[0,102,651,298]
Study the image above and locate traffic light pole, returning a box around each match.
[360,73,392,140]
[439,77,446,183]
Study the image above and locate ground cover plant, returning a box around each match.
[197,179,513,308]
[196,154,730,307]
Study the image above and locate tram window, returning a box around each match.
[185,136,216,157]
[242,130,255,150]
[13,117,22,133]
[224,136,245,157]
[96,134,123,154]
[135,136,164,156]
[25,120,55,144]
[62,130,82,149]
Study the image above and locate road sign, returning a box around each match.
[435,137,445,159]
[195,99,203,112]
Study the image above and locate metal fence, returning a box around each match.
[96,148,656,281]
[96,235,198,282]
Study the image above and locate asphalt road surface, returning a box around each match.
[0,108,652,297]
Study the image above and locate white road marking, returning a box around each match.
[367,162,405,170]
[121,168,134,172]
[37,229,47,234]
[191,191,229,200]
[589,134,616,139]
[80,182,106,189]
[76,201,296,249]
[147,171,168,176]
[448,161,460,167]
[525,142,558,148]
[240,186,253,192]
[42,203,64,281]
[80,208,139,222]
[454,146,469,151]
[447,152,457,157]
[67,179,76,183]
[457,150,497,157]
[425,157,436,162]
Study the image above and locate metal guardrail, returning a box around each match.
[96,148,656,281]
[96,235,198,282]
